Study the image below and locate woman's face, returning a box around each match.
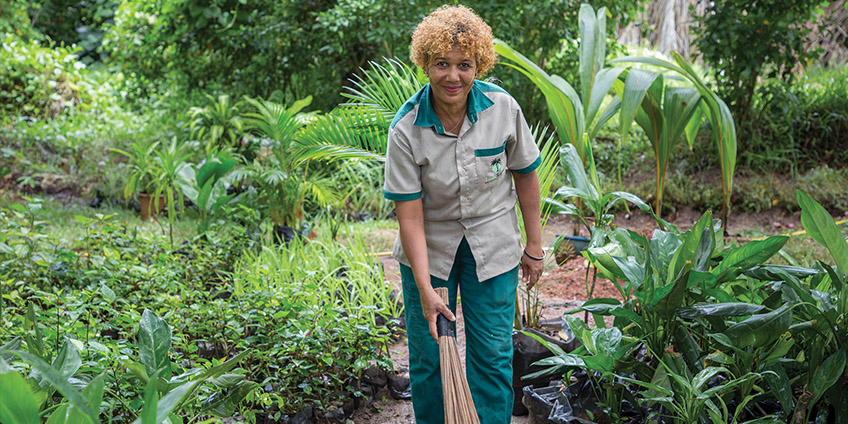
[427,45,476,110]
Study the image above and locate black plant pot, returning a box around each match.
[512,325,578,416]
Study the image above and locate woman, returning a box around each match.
[383,5,544,423]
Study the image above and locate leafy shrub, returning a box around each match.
[745,66,848,173]
[1,202,399,419]
[0,34,90,119]
[692,0,825,126]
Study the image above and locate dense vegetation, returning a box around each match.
[1,0,847,423]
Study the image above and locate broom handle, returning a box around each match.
[434,287,454,337]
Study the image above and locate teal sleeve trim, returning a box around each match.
[512,155,541,174]
[384,190,422,201]
[475,139,508,157]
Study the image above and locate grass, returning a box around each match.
[0,195,198,247]
[338,218,398,254]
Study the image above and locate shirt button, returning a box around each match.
[457,137,462,143]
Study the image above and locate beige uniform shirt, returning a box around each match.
[383,80,541,281]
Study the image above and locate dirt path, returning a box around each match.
[354,207,821,423]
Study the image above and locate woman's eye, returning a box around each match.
[459,63,471,69]
[436,61,448,67]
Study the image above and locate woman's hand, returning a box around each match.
[420,286,455,341]
[520,247,544,290]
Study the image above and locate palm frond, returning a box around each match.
[297,105,389,161]
[343,58,423,120]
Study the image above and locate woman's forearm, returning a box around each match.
[513,170,543,256]
[395,199,432,292]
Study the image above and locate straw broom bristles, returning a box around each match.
[434,287,481,424]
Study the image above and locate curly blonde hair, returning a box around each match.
[410,5,497,77]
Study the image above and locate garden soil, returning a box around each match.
[359,208,811,423]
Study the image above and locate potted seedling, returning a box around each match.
[111,139,164,220]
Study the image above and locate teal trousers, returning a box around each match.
[401,237,518,424]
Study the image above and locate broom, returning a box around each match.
[435,287,481,424]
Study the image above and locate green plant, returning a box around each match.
[0,307,254,424]
[548,143,655,239]
[779,191,848,422]
[616,70,704,216]
[0,34,90,119]
[621,352,769,423]
[612,53,738,231]
[149,137,193,248]
[110,139,162,200]
[186,93,246,158]
[747,66,848,173]
[692,0,824,129]
[494,4,623,166]
[524,315,638,421]
[176,151,238,231]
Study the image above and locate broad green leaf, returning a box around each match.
[693,218,714,272]
[743,265,820,281]
[683,102,706,147]
[583,355,613,373]
[564,314,590,345]
[673,326,703,372]
[152,381,201,423]
[761,333,795,364]
[0,337,22,363]
[667,212,711,285]
[586,67,625,127]
[209,373,246,388]
[140,370,161,424]
[200,381,258,417]
[609,306,645,328]
[138,309,172,378]
[692,366,729,391]
[725,304,793,348]
[126,360,150,384]
[590,327,622,358]
[653,266,690,319]
[602,191,654,215]
[24,303,45,359]
[798,190,848,277]
[0,369,41,424]
[579,298,622,314]
[495,40,583,158]
[587,97,620,142]
[650,229,682,285]
[677,302,765,319]
[664,86,702,150]
[42,338,82,388]
[712,236,789,284]
[612,256,645,290]
[7,350,98,423]
[763,364,793,418]
[809,348,846,407]
[619,69,661,143]
[194,351,250,381]
[578,3,606,110]
[559,144,598,203]
[46,404,73,424]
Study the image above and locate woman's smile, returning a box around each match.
[428,45,476,109]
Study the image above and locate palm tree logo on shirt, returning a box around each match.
[486,158,504,183]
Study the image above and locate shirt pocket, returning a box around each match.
[474,139,508,185]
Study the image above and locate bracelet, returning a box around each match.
[523,249,545,261]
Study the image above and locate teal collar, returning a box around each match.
[413,80,496,134]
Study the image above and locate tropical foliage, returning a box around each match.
[529,192,848,422]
